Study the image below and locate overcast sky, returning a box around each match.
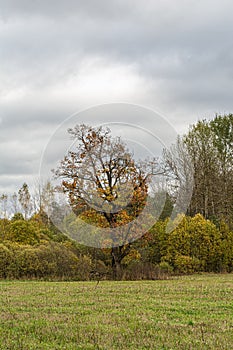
[1,0,233,194]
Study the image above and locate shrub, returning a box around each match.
[0,244,13,278]
[173,255,202,274]
[6,220,40,245]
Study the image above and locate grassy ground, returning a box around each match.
[0,274,233,349]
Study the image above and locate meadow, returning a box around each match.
[0,274,233,349]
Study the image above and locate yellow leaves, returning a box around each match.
[97,187,115,202]
[79,209,109,228]
[115,210,131,225]
[102,239,113,249]
[122,248,141,265]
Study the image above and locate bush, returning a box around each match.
[6,220,40,245]
[0,244,14,278]
[173,255,202,274]
[0,241,93,281]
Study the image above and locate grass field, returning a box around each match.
[0,274,233,349]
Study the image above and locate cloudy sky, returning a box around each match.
[1,0,233,194]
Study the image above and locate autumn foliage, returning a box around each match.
[0,115,233,280]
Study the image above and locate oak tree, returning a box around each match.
[54,124,160,279]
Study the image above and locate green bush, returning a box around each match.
[0,244,13,278]
[6,220,40,245]
[173,255,202,274]
[0,241,93,280]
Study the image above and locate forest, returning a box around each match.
[0,114,232,280]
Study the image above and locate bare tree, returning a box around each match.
[33,179,55,223]
[10,192,19,215]
[0,194,8,219]
[163,136,194,218]
[18,183,32,219]
[165,115,233,227]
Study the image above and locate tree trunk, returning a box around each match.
[111,247,123,280]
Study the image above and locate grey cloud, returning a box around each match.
[1,1,233,96]
[1,0,233,193]
[0,0,132,20]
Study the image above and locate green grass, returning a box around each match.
[0,274,233,349]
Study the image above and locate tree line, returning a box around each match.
[0,114,232,280]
